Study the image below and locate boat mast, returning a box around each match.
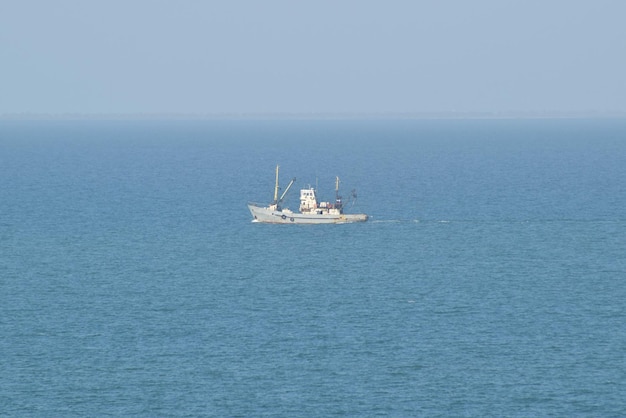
[273,165,280,204]
[335,176,343,211]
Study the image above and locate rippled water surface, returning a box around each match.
[1,119,625,416]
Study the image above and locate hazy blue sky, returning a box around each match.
[1,0,625,114]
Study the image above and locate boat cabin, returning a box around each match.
[299,188,318,212]
[299,187,340,214]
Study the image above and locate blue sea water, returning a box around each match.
[1,119,625,416]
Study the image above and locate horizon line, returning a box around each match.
[2,110,626,121]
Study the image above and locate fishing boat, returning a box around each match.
[248,165,368,224]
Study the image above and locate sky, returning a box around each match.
[1,0,625,115]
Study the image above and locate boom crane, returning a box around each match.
[278,177,296,207]
[272,165,296,209]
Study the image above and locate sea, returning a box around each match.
[1,118,625,417]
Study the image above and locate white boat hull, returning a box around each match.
[248,203,367,224]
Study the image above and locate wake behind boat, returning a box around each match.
[248,165,368,224]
